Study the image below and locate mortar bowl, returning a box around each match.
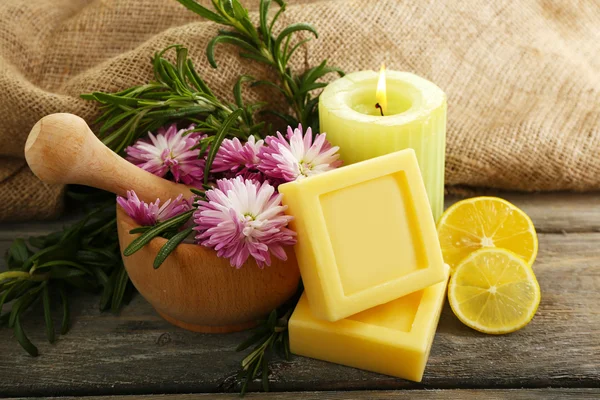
[116,206,301,333]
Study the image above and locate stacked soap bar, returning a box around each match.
[279,149,448,382]
[290,267,448,381]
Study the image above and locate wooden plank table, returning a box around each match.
[1,193,599,399]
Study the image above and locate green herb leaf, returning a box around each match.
[7,238,31,265]
[50,267,87,280]
[203,108,244,183]
[9,287,41,328]
[252,80,287,96]
[260,109,298,127]
[175,0,227,24]
[185,59,214,96]
[207,33,262,68]
[236,326,269,352]
[42,284,55,344]
[123,210,194,256]
[234,75,254,109]
[111,266,129,313]
[259,0,273,45]
[14,317,38,357]
[100,268,117,311]
[91,92,140,107]
[153,227,193,269]
[190,188,206,197]
[58,285,70,335]
[0,283,20,312]
[274,23,318,56]
[129,226,151,234]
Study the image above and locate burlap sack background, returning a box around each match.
[1,0,598,221]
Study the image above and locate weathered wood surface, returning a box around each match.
[1,194,599,398]
[1,193,598,241]
[7,388,600,399]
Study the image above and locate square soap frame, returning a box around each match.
[279,149,446,321]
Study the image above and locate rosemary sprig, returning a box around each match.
[82,45,264,154]
[1,189,133,356]
[176,0,344,129]
[236,287,301,395]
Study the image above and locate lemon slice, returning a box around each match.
[448,248,541,334]
[437,196,538,273]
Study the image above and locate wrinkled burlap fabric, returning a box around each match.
[0,0,599,221]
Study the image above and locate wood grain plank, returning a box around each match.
[1,232,598,397]
[7,388,600,399]
[0,213,83,241]
[0,193,598,244]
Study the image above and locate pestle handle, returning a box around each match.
[24,113,192,203]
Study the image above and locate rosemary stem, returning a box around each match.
[0,271,31,282]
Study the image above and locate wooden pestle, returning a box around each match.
[24,113,192,203]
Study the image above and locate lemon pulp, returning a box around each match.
[448,248,541,334]
[437,196,538,273]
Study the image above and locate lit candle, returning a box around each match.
[319,67,446,220]
[375,63,387,115]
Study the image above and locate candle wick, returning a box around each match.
[375,103,384,117]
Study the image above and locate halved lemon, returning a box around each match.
[437,196,538,273]
[448,248,541,334]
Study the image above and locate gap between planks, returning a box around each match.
[5,388,600,399]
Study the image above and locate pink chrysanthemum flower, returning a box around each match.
[125,124,205,187]
[194,177,296,268]
[117,190,190,226]
[258,124,342,182]
[212,136,264,174]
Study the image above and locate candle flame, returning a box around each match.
[376,63,387,116]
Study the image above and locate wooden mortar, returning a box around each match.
[24,113,300,333]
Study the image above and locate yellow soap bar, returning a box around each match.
[279,149,446,321]
[289,267,449,382]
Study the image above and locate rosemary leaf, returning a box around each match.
[92,92,140,107]
[58,285,70,335]
[274,23,318,57]
[8,238,30,264]
[203,108,244,183]
[111,266,130,313]
[123,209,194,256]
[129,226,151,234]
[252,80,287,96]
[236,326,270,352]
[207,34,262,68]
[0,283,19,312]
[175,0,227,24]
[190,188,206,197]
[283,38,311,67]
[153,227,194,269]
[14,316,38,357]
[42,283,56,344]
[9,286,42,328]
[234,75,254,109]
[50,267,88,280]
[99,268,117,312]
